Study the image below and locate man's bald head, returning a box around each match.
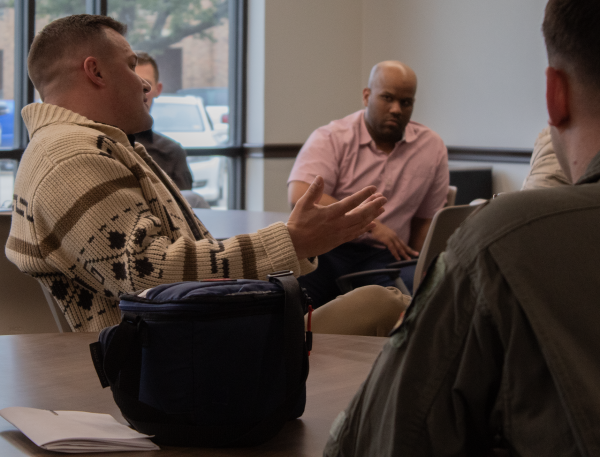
[28,14,126,100]
[368,61,417,91]
[362,61,417,151]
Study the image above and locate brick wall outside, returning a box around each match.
[179,20,229,90]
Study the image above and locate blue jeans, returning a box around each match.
[299,242,415,308]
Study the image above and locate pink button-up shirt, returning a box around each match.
[288,110,449,248]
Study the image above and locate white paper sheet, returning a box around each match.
[0,407,160,453]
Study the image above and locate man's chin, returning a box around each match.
[378,128,404,144]
[133,115,154,134]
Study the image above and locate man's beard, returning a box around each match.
[375,125,404,144]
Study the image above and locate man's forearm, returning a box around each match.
[288,180,339,208]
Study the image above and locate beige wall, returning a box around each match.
[247,0,364,145]
[247,0,549,211]
[361,0,549,149]
[246,0,364,211]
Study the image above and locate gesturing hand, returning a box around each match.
[369,220,418,261]
[287,176,387,259]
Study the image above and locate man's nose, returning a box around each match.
[142,78,152,94]
[390,100,402,114]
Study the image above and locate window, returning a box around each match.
[0,0,244,210]
[107,0,241,209]
[0,4,17,206]
[0,6,15,153]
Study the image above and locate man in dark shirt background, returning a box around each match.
[134,52,195,193]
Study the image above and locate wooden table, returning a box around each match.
[0,333,386,456]
[193,209,290,239]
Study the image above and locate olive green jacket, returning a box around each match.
[325,151,600,456]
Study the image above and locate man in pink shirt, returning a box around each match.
[288,61,449,306]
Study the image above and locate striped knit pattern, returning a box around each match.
[6,103,315,332]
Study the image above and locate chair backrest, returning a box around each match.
[446,185,458,207]
[413,204,478,291]
[0,213,71,333]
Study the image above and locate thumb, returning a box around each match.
[297,176,324,208]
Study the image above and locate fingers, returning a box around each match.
[295,175,324,210]
[395,241,419,261]
[343,196,386,227]
[360,192,385,206]
[365,221,376,232]
[386,240,401,261]
[331,186,379,216]
[383,234,403,261]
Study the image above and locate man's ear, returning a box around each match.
[546,66,570,128]
[83,56,106,87]
[156,81,163,97]
[362,88,371,107]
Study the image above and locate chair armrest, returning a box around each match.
[387,258,418,269]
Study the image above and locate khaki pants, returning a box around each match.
[307,285,411,337]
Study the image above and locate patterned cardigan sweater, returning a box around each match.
[7,104,315,332]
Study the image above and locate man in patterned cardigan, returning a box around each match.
[6,14,392,332]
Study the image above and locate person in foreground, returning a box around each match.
[5,15,395,333]
[324,0,600,455]
[288,61,448,305]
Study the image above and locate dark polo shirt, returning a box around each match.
[135,129,193,190]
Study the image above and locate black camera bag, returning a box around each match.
[90,271,311,447]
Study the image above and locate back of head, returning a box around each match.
[28,14,127,100]
[543,0,600,91]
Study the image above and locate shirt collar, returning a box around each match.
[135,129,154,144]
[358,110,416,149]
[576,150,600,185]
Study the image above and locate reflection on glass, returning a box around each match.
[108,0,230,146]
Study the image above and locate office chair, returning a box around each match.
[336,203,480,296]
[0,213,71,333]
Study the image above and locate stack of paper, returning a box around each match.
[0,406,160,453]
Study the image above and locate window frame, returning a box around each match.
[1,0,246,208]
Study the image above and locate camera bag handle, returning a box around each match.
[92,272,309,447]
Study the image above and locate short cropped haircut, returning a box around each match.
[543,0,600,89]
[136,52,160,82]
[28,14,127,93]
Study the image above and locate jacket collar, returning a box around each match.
[21,103,133,151]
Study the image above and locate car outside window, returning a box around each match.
[152,103,206,133]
